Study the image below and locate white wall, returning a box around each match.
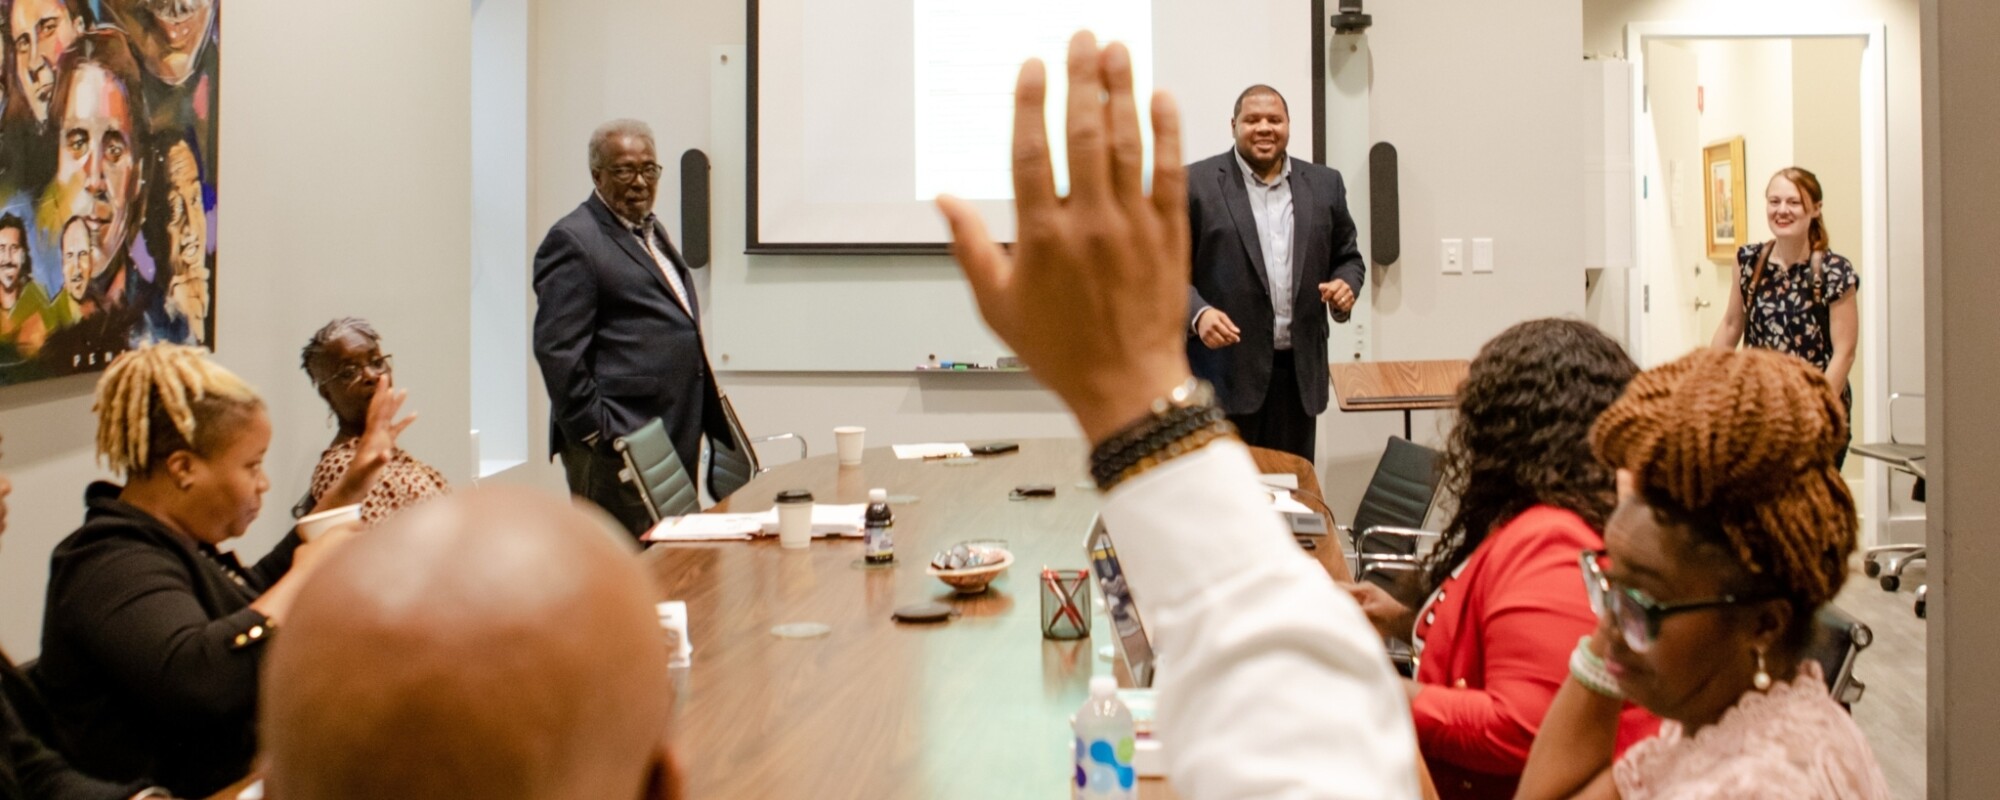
[472,0,533,475]
[527,0,1589,520]
[0,2,473,654]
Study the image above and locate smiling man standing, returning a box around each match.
[1185,85,1363,463]
[533,119,726,535]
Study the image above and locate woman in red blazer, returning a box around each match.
[1346,319,1659,799]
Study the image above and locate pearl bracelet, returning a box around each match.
[1569,635,1624,700]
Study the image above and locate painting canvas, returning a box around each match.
[1704,137,1746,261]
[0,0,217,385]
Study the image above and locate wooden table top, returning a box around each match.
[1328,359,1470,412]
[644,439,1344,799]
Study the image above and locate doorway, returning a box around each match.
[1625,23,1892,547]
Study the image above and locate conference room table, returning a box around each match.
[642,439,1348,799]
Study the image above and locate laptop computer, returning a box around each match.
[1087,517,1156,688]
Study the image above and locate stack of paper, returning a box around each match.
[642,504,870,542]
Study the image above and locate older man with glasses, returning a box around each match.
[532,119,728,536]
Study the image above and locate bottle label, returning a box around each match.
[864,524,893,561]
[1072,736,1136,797]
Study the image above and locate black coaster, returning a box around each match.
[892,602,956,623]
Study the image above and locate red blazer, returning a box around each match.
[1409,505,1660,800]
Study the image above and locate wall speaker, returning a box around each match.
[680,149,711,268]
[1369,141,1399,266]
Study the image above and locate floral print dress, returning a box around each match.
[1736,243,1857,390]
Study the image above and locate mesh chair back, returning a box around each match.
[1807,606,1874,710]
[1351,437,1443,556]
[707,394,759,502]
[615,418,701,522]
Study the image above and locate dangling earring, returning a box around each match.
[1752,646,1772,691]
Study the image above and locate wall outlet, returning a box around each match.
[1441,239,1463,274]
[1472,238,1494,273]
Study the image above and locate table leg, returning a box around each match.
[1403,410,1413,442]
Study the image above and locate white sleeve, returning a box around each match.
[1102,439,1421,800]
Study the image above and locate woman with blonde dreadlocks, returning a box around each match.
[1516,348,1887,799]
[35,344,412,799]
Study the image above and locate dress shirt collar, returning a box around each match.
[1233,148,1291,188]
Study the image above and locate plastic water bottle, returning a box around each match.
[1072,675,1137,799]
[863,488,894,564]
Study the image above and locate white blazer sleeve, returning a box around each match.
[1102,440,1421,800]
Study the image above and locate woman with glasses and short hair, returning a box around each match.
[1516,348,1888,799]
[300,318,447,526]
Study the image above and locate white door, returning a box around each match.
[1639,40,1711,366]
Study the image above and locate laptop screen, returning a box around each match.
[1087,517,1156,688]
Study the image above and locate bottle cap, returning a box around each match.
[870,488,888,502]
[1090,675,1117,697]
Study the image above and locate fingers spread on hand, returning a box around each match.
[1064,31,1111,206]
[1100,42,1145,203]
[937,195,1011,319]
[1011,59,1056,223]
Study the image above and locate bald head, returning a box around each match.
[261,488,677,800]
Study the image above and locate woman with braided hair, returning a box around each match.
[1516,348,1887,799]
[1341,319,1659,799]
[35,344,413,798]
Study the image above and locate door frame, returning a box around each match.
[1624,20,1890,545]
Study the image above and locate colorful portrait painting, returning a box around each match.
[0,0,216,383]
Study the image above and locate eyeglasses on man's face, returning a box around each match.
[1579,549,1772,654]
[319,353,392,389]
[606,162,664,183]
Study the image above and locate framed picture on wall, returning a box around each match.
[1704,137,1747,260]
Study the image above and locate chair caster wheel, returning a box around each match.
[1880,575,1900,592]
[1864,560,1882,578]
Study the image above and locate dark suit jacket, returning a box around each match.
[38,482,296,798]
[2,651,143,800]
[1185,152,1365,417]
[532,193,726,476]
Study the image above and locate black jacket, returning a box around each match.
[1,653,142,800]
[37,483,297,798]
[1185,152,1366,417]
[532,192,728,478]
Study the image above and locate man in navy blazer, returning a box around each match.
[1186,86,1364,462]
[533,119,727,535]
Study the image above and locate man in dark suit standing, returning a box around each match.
[533,119,727,535]
[1186,85,1363,463]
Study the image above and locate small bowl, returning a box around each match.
[926,549,1014,594]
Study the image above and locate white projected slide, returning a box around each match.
[752,0,1313,250]
[912,0,1153,201]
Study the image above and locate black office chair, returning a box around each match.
[1806,606,1874,710]
[705,393,806,503]
[615,418,702,523]
[1341,437,1444,587]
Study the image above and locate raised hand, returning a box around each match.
[936,31,1193,444]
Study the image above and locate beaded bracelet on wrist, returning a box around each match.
[1090,380,1235,491]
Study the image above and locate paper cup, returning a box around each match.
[834,426,866,466]
[775,490,814,550]
[296,503,363,542]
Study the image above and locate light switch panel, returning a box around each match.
[1441,239,1463,274]
[1472,238,1494,273]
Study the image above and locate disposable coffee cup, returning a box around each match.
[834,426,866,466]
[296,504,363,543]
[775,490,814,550]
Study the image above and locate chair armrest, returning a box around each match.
[750,432,808,463]
[1358,559,1423,585]
[1358,526,1442,555]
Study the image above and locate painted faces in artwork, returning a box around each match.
[162,141,208,339]
[101,0,215,86]
[8,0,82,124]
[0,222,25,310]
[59,214,89,304]
[49,56,142,281]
